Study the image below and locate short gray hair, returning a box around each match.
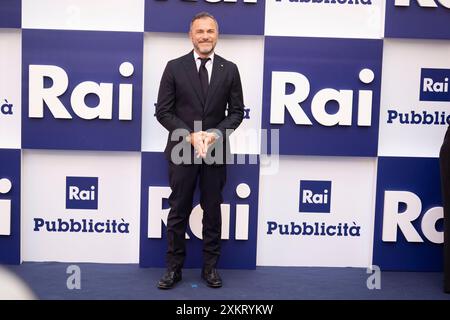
[190,12,219,32]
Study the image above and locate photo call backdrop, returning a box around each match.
[0,0,449,272]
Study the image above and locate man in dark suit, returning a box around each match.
[155,12,244,289]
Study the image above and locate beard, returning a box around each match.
[195,42,216,56]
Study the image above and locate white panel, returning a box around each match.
[142,33,191,153]
[235,204,249,240]
[0,30,21,149]
[265,0,385,39]
[0,200,11,236]
[257,155,377,267]
[22,150,141,263]
[142,32,264,155]
[378,39,450,158]
[22,0,144,32]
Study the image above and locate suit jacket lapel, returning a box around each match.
[182,51,205,108]
[205,55,224,112]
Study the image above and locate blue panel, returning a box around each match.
[144,0,264,35]
[140,152,259,269]
[22,29,143,151]
[66,177,98,210]
[262,36,383,157]
[0,149,21,264]
[385,1,450,40]
[373,157,443,271]
[299,180,331,213]
[0,0,21,29]
[420,68,450,102]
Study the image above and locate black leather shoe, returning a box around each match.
[157,269,182,289]
[201,268,222,288]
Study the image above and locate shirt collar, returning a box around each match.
[193,51,214,64]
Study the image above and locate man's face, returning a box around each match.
[190,17,218,57]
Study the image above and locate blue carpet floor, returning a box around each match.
[2,262,450,300]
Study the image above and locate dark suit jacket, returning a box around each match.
[155,51,244,165]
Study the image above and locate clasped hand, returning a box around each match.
[190,131,218,158]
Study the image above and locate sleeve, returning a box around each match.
[155,61,193,134]
[215,63,245,137]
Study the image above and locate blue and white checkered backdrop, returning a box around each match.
[0,0,449,271]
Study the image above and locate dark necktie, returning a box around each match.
[198,57,210,101]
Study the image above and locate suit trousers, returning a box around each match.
[440,126,450,293]
[165,161,226,271]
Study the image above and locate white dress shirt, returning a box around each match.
[194,51,214,83]
[190,51,221,141]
